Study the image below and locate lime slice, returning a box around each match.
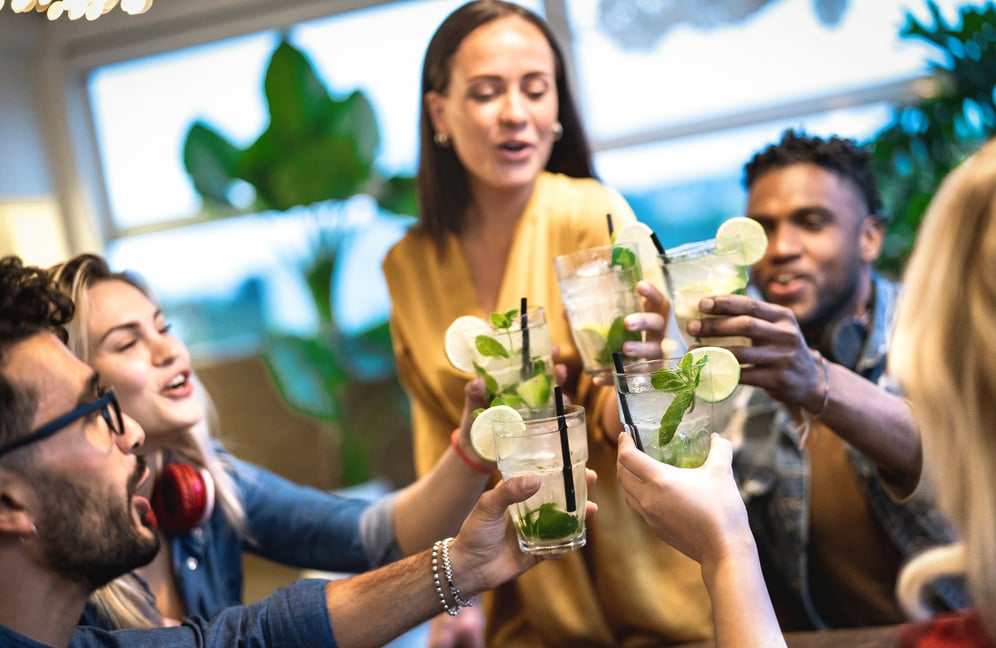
[715,217,768,266]
[516,372,552,409]
[612,221,667,292]
[687,346,741,403]
[470,405,524,461]
[574,323,609,357]
[444,315,488,373]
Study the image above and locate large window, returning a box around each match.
[85,0,966,356]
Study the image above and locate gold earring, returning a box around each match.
[434,133,450,147]
[552,122,563,141]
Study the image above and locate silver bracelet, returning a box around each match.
[431,539,459,616]
[441,537,473,609]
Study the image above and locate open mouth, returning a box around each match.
[163,372,190,395]
[500,141,529,153]
[134,495,157,529]
[765,273,808,300]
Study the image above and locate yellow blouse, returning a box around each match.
[383,172,713,646]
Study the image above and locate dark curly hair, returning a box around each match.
[744,129,884,219]
[0,255,76,452]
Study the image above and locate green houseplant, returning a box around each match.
[182,39,416,486]
[869,0,996,276]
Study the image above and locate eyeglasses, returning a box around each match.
[0,387,125,460]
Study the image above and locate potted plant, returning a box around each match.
[182,39,416,486]
[870,0,996,276]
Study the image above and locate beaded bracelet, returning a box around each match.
[811,350,831,418]
[431,539,459,616]
[441,537,473,609]
[451,427,492,475]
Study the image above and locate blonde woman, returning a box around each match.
[49,253,500,629]
[889,137,996,646]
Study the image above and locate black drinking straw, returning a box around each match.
[519,297,530,381]
[554,386,577,513]
[606,213,614,238]
[613,352,644,452]
[649,231,666,260]
[651,231,672,290]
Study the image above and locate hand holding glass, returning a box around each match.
[493,404,588,554]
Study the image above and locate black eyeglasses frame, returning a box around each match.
[0,388,124,460]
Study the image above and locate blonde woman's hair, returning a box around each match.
[48,253,248,629]
[890,137,996,619]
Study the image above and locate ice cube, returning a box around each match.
[576,259,610,278]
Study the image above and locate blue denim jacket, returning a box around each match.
[731,273,968,629]
[5,579,335,647]
[82,442,401,627]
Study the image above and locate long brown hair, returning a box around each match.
[416,0,595,244]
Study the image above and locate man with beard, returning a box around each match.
[687,130,966,630]
[0,255,585,647]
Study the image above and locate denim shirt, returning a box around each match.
[731,273,968,629]
[5,579,336,647]
[82,442,402,627]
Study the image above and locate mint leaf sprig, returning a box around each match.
[488,308,520,329]
[610,245,637,271]
[610,244,641,291]
[471,307,551,413]
[472,307,521,397]
[593,315,642,365]
[515,502,581,541]
[651,353,708,447]
[473,307,519,360]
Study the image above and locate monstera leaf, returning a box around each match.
[181,39,415,486]
[182,39,412,216]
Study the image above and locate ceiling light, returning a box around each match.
[4,0,152,19]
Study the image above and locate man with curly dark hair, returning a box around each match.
[686,130,967,630]
[0,254,592,647]
[0,256,76,447]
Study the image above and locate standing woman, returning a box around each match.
[48,253,496,629]
[382,1,712,645]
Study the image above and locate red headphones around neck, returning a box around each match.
[149,463,215,534]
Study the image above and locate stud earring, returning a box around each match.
[434,133,450,147]
[552,122,563,141]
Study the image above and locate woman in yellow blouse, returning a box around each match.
[383,1,713,645]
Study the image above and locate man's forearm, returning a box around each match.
[820,362,921,485]
[325,544,475,647]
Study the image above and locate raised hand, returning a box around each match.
[622,280,672,361]
[690,294,826,413]
[616,433,749,565]
[449,469,598,592]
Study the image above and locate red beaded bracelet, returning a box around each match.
[451,427,492,474]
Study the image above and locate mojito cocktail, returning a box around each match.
[493,405,588,554]
[663,240,750,349]
[555,242,643,376]
[445,307,556,418]
[613,357,714,468]
[661,217,768,349]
